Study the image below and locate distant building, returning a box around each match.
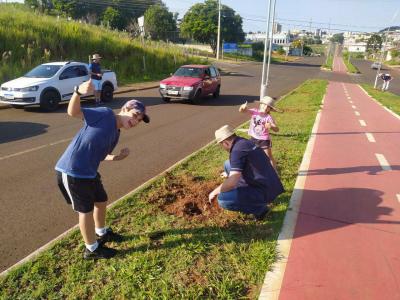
[347,43,367,53]
[314,28,322,37]
[273,23,282,34]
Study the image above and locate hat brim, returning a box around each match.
[258,102,281,113]
[216,132,234,143]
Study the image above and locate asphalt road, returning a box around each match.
[351,59,400,95]
[0,57,325,271]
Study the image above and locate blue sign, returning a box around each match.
[223,43,238,53]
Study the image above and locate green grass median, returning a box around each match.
[342,52,360,74]
[0,79,328,299]
[361,84,400,115]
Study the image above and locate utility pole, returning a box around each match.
[216,0,221,60]
[265,0,277,90]
[260,0,273,98]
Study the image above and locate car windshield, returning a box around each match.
[24,65,62,78]
[174,67,204,78]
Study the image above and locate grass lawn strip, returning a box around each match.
[342,53,360,74]
[0,79,328,299]
[360,84,400,116]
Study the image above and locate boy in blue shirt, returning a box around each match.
[55,79,150,259]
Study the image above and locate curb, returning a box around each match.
[258,95,325,300]
[0,84,159,111]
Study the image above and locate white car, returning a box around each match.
[371,62,382,70]
[0,61,118,111]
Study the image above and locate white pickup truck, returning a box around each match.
[0,61,118,111]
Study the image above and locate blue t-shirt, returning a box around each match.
[89,62,102,80]
[230,137,284,202]
[55,107,120,178]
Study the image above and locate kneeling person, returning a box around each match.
[209,125,284,219]
[55,80,150,259]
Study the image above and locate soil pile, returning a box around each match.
[148,173,232,224]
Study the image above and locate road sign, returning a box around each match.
[223,43,238,53]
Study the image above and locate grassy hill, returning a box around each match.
[0,4,204,84]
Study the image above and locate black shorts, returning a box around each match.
[250,138,272,149]
[56,171,108,213]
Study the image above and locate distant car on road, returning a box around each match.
[0,61,117,111]
[159,65,221,103]
[371,62,382,70]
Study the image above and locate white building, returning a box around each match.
[347,43,367,52]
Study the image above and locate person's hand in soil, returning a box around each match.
[208,189,218,204]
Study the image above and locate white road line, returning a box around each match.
[365,133,376,143]
[347,96,351,100]
[375,153,392,171]
[397,194,400,203]
[359,120,367,126]
[352,105,357,109]
[0,138,72,161]
[349,100,353,103]
[355,111,360,116]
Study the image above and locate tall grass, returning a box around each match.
[0,4,204,85]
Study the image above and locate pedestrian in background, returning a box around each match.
[239,96,280,169]
[380,73,393,91]
[55,79,150,260]
[89,53,103,105]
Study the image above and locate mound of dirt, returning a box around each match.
[148,173,232,224]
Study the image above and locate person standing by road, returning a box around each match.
[55,79,150,259]
[380,73,393,91]
[209,125,284,220]
[89,53,103,105]
[239,96,280,169]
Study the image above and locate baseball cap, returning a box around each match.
[122,99,150,123]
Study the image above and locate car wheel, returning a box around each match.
[162,96,171,103]
[190,89,202,104]
[101,84,113,102]
[40,90,60,112]
[213,85,220,98]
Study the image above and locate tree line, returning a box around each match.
[24,0,245,54]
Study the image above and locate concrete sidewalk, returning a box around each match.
[0,80,159,110]
[260,57,400,299]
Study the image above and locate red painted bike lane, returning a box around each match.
[277,58,400,299]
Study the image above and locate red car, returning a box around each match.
[159,65,221,103]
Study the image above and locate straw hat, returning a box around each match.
[215,125,235,143]
[91,53,102,60]
[259,96,280,112]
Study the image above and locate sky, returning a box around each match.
[8,0,400,33]
[163,0,400,33]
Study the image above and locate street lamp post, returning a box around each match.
[265,0,277,90]
[260,0,273,98]
[216,0,221,60]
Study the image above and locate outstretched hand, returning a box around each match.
[239,101,248,112]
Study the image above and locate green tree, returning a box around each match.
[180,0,244,54]
[52,0,78,17]
[144,5,177,41]
[24,0,52,13]
[330,33,344,44]
[367,34,383,53]
[102,6,123,29]
[291,39,302,48]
